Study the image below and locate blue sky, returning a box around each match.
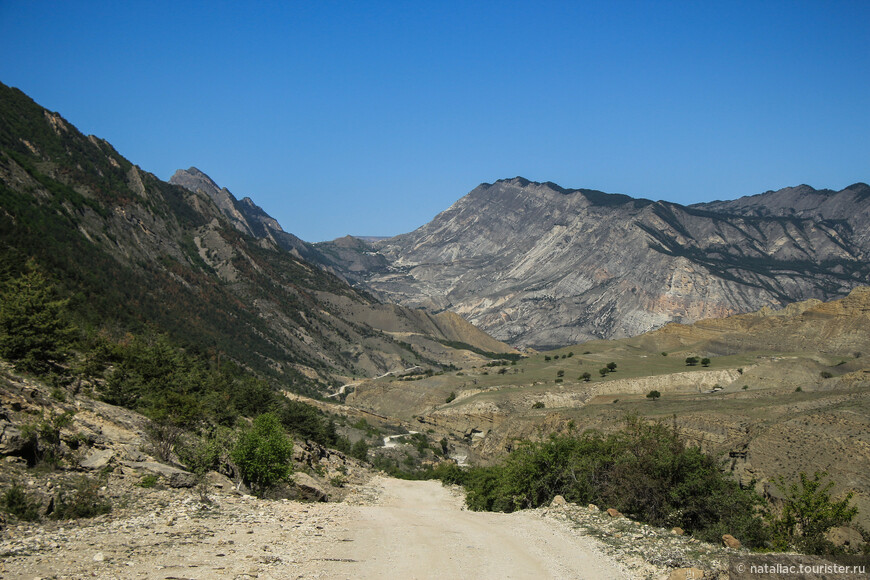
[1,1,868,241]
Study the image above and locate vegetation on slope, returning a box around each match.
[438,416,862,556]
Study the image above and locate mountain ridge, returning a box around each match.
[318,178,870,348]
[0,82,515,397]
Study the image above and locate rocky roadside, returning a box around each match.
[0,474,380,580]
[537,498,735,579]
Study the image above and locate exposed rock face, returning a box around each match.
[323,178,869,348]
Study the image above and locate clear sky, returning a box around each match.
[1,1,868,242]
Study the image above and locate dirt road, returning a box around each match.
[313,476,627,579]
[0,476,628,579]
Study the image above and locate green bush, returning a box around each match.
[768,471,858,555]
[448,417,769,547]
[350,439,369,462]
[51,477,111,519]
[231,413,293,496]
[2,485,42,521]
[177,425,237,476]
[138,474,159,488]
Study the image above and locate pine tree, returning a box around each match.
[0,264,76,373]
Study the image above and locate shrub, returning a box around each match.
[2,485,42,521]
[685,356,699,366]
[532,401,545,409]
[599,367,609,377]
[350,439,369,462]
[768,471,858,555]
[231,413,293,496]
[21,409,75,467]
[138,474,158,488]
[177,425,236,476]
[449,417,768,547]
[820,371,833,379]
[51,477,112,519]
[606,362,617,372]
[445,392,456,403]
[701,357,711,367]
[646,390,661,401]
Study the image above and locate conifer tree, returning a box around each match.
[0,264,76,373]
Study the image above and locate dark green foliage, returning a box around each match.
[447,417,769,548]
[0,265,76,374]
[232,413,293,495]
[445,391,456,403]
[556,370,565,378]
[768,471,858,555]
[50,477,112,520]
[350,439,369,462]
[580,372,591,382]
[685,356,700,366]
[701,357,711,367]
[278,400,341,448]
[599,367,608,377]
[2,485,42,521]
[820,371,833,379]
[532,401,545,409]
[646,390,661,401]
[434,339,522,361]
[606,362,617,372]
[20,409,75,467]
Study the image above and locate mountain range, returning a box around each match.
[316,178,870,348]
[0,82,513,397]
[4,78,868,365]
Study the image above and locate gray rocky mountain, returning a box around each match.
[320,178,869,348]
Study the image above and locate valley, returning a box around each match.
[1,80,868,575]
[344,289,870,530]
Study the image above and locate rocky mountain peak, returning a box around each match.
[332,178,870,348]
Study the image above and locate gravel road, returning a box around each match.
[307,476,627,579]
[0,475,628,579]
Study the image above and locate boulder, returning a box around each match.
[550,495,567,507]
[606,508,622,518]
[668,568,705,580]
[671,527,684,535]
[722,534,741,549]
[587,503,598,511]
[122,461,197,488]
[292,472,329,502]
[0,422,30,456]
[206,470,236,491]
[79,448,114,470]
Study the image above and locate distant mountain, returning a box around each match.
[320,177,869,348]
[0,83,514,396]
